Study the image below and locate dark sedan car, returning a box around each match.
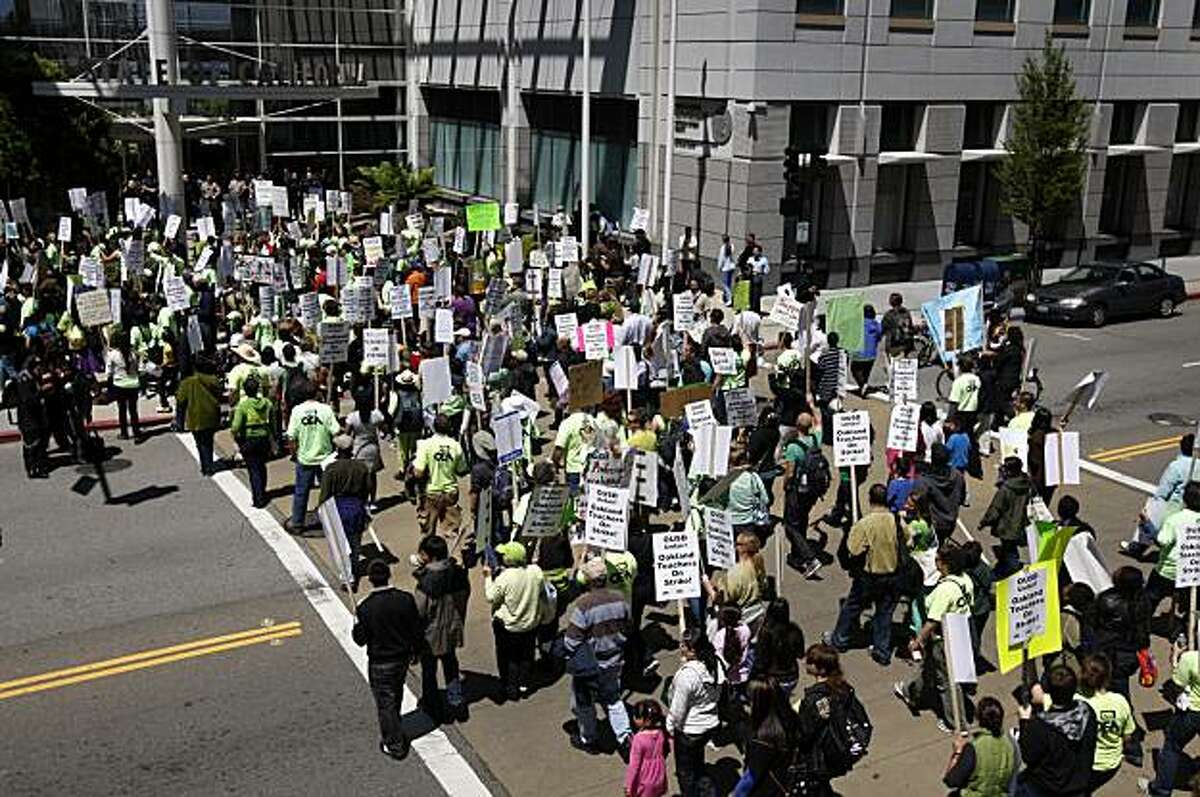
[1024,261,1187,327]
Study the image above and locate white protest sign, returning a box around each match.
[504,202,519,226]
[492,410,524,465]
[340,191,352,215]
[549,361,569,400]
[613,345,639,391]
[629,450,659,508]
[709,347,737,376]
[271,186,290,217]
[523,484,570,537]
[363,235,384,266]
[524,268,543,297]
[258,285,276,320]
[419,356,452,406]
[68,187,88,211]
[434,308,454,344]
[466,361,486,411]
[164,214,182,240]
[887,402,920,452]
[109,288,122,327]
[118,196,134,223]
[685,399,716,429]
[318,320,350,364]
[654,529,702,601]
[414,285,435,319]
[584,484,629,551]
[1044,432,1081,486]
[581,320,610,361]
[629,206,650,232]
[163,275,188,311]
[943,613,978,684]
[890,358,919,404]
[637,254,658,287]
[434,264,452,299]
[317,498,355,589]
[253,180,274,205]
[768,294,804,332]
[75,289,113,327]
[362,328,391,368]
[390,284,413,319]
[300,292,321,329]
[1175,520,1200,589]
[57,216,72,243]
[405,213,423,232]
[833,410,871,467]
[558,236,579,263]
[554,312,579,341]
[453,226,467,255]
[379,212,393,236]
[689,424,732,478]
[423,236,441,264]
[1062,532,1113,594]
[80,257,104,288]
[704,507,735,570]
[722,387,757,428]
[325,189,340,214]
[673,292,695,329]
[196,215,216,240]
[505,239,524,274]
[124,239,144,277]
[1006,568,1048,647]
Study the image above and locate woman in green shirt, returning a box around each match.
[231,375,275,508]
[1078,654,1134,792]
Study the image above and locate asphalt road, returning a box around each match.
[0,433,448,796]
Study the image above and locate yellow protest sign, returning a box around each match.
[466,202,501,232]
[1037,524,1076,564]
[995,561,1062,675]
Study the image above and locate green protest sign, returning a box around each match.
[825,293,865,354]
[466,202,501,232]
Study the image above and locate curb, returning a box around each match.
[0,413,175,444]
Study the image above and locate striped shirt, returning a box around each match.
[564,588,630,671]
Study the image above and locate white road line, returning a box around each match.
[1182,361,1200,369]
[954,519,992,565]
[1055,332,1092,341]
[175,434,491,797]
[1079,459,1157,495]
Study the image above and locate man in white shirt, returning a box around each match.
[747,245,769,312]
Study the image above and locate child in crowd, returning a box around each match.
[625,700,670,797]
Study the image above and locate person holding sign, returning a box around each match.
[1142,482,1200,636]
[1012,666,1097,797]
[1146,639,1200,796]
[941,698,1018,795]
[895,542,975,733]
[978,457,1033,579]
[413,413,469,541]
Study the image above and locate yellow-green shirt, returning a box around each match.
[554,412,596,475]
[1175,650,1200,713]
[949,373,981,412]
[1083,690,1134,772]
[925,573,974,625]
[285,400,339,466]
[414,434,466,494]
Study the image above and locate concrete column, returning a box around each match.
[145,0,183,217]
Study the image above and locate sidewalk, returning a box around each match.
[0,396,173,443]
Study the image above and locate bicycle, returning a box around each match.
[934,363,1044,404]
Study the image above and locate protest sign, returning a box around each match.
[568,360,604,410]
[523,484,569,537]
[1062,532,1113,595]
[434,308,454,344]
[654,530,702,601]
[362,328,391,368]
[417,286,436,319]
[630,206,650,231]
[196,247,213,274]
[530,249,549,270]
[253,180,274,205]
[58,216,72,243]
[163,275,188,311]
[466,202,501,232]
[9,198,29,225]
[1176,519,1200,589]
[524,268,542,297]
[660,383,713,419]
[405,213,423,232]
[554,312,579,341]
[722,387,757,428]
[995,562,1062,674]
[709,347,737,376]
[196,215,216,240]
[637,254,658,287]
[466,361,486,411]
[685,399,716,428]
[318,321,350,364]
[258,285,276,321]
[504,202,519,226]
[390,284,413,319]
[943,613,978,685]
[613,345,639,392]
[492,410,524,465]
[890,358,919,403]
[689,425,732,478]
[505,239,523,273]
[1043,432,1081,486]
[186,315,203,353]
[559,236,580,263]
[68,187,87,211]
[768,294,804,332]
[673,292,695,329]
[271,186,290,217]
[75,289,113,327]
[581,320,611,361]
[584,484,629,551]
[832,410,871,467]
[423,236,441,265]
[379,212,393,235]
[887,402,920,452]
[549,361,569,399]
[299,292,321,329]
[80,257,104,288]
[825,293,865,353]
[453,226,467,255]
[108,288,122,327]
[628,450,659,508]
[419,356,452,406]
[164,214,182,241]
[326,189,340,213]
[704,507,735,570]
[363,235,384,266]
[317,498,355,589]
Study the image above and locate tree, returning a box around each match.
[998,35,1090,287]
[0,50,122,225]
[350,160,436,213]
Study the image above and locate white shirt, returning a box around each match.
[748,254,769,276]
[732,310,762,345]
[717,245,736,273]
[616,312,653,347]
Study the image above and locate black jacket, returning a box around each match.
[915,464,966,534]
[1090,587,1151,659]
[352,586,424,663]
[1018,700,1097,797]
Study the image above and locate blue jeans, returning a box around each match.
[291,462,321,527]
[193,429,215,475]
[570,668,631,744]
[722,270,734,304]
[1150,709,1200,795]
[993,540,1023,580]
[566,472,582,497]
[831,573,898,662]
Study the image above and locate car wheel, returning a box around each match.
[1090,304,1107,328]
[1159,297,1176,318]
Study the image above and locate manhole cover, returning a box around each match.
[1148,412,1197,428]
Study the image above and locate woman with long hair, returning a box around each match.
[750,598,807,697]
[105,330,141,440]
[733,679,797,796]
[711,533,769,633]
[793,644,870,796]
[666,628,721,797]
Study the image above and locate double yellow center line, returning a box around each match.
[1091,435,1181,463]
[0,621,302,702]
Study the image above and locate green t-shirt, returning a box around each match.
[1156,508,1200,581]
[554,412,596,475]
[925,573,974,625]
[285,400,339,466]
[949,373,981,412]
[1175,650,1200,711]
[1082,690,1134,772]
[783,431,823,462]
[414,434,466,494]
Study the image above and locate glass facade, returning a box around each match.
[0,0,407,183]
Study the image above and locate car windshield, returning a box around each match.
[1055,266,1116,285]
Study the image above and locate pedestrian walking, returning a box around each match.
[175,354,223,476]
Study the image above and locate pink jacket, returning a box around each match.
[625,729,669,797]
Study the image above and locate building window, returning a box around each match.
[880,103,921,151]
[1109,102,1140,146]
[790,103,832,154]
[1178,102,1200,143]
[891,0,933,18]
[963,103,1001,149]
[797,0,843,13]
[1053,0,1091,24]
[976,0,1014,22]
[1125,0,1160,27]
[1194,0,1200,30]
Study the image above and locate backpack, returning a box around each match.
[395,390,423,433]
[887,308,915,350]
[813,690,872,777]
[787,439,831,498]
